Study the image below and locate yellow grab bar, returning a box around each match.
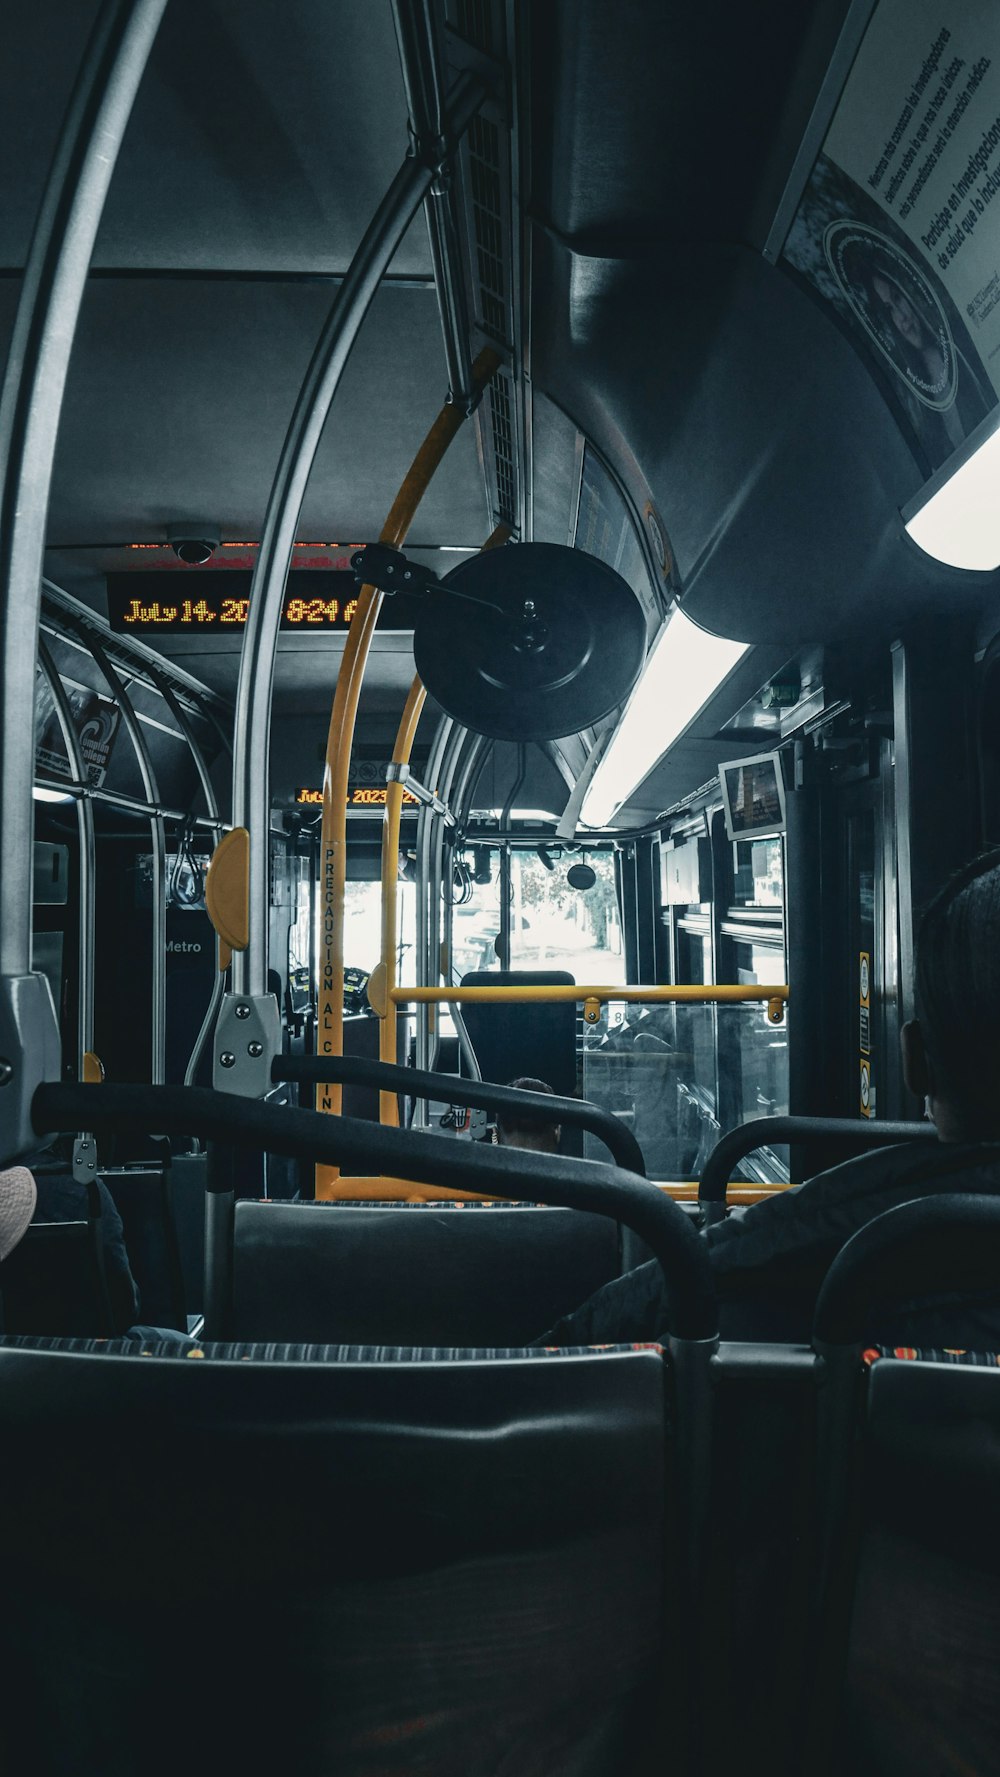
[315,344,500,1196]
[377,521,511,1125]
[390,983,788,1011]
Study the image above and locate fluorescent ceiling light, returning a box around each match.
[33,786,74,804]
[581,610,749,828]
[904,420,1000,571]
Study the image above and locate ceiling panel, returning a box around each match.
[2,277,488,547]
[0,0,430,275]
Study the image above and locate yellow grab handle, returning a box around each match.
[205,828,250,957]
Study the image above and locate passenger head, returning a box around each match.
[495,1077,561,1154]
[902,851,1000,1139]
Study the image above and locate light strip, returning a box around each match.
[581,610,749,828]
[904,417,1000,571]
[33,785,75,804]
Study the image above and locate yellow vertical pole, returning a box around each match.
[377,677,427,1125]
[315,345,499,1195]
[375,522,509,1126]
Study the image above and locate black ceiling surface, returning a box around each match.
[527,0,1000,666]
[0,275,485,546]
[531,236,992,648]
[2,0,430,275]
[529,0,858,254]
[9,2,487,747]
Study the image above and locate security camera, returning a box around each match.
[166,525,220,566]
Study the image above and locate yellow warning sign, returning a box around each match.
[860,1057,872,1119]
[859,951,871,1056]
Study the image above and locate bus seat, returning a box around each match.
[0,1338,676,1777]
[230,1199,622,1346]
[819,1347,1000,1776]
[458,970,578,1099]
[803,1192,1000,1776]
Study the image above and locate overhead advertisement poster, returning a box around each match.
[34,668,121,789]
[783,0,1000,473]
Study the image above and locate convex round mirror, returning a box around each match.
[413,542,647,741]
[566,862,597,890]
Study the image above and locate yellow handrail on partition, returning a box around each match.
[315,345,500,1197]
[313,1175,797,1205]
[389,982,788,1024]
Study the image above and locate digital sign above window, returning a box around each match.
[295,786,420,809]
[106,572,423,634]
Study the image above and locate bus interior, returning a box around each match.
[3,0,1000,1772]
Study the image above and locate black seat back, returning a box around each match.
[0,1223,112,1336]
[831,1351,1000,1776]
[0,1339,673,1777]
[231,1199,622,1344]
[807,1188,1000,1776]
[459,970,578,1098]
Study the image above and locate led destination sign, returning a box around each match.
[106,573,423,635]
[296,786,420,809]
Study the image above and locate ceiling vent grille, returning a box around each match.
[488,376,516,526]
[468,115,505,344]
[441,0,520,534]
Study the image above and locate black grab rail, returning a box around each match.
[698,1115,936,1222]
[32,1082,715,1342]
[274,1054,646,1175]
[814,1162,1000,1349]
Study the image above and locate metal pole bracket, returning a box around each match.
[0,974,62,1165]
[213,993,281,1098]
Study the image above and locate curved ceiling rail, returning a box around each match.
[148,665,225,1090]
[413,712,454,1078]
[36,639,97,1080]
[68,619,167,1085]
[227,69,490,1007]
[0,0,167,1164]
[390,0,477,413]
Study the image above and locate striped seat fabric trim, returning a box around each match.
[0,1335,663,1363]
[863,1345,1000,1368]
[258,1199,549,1211]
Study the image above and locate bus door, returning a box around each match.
[836,756,902,1124]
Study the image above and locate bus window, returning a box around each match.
[450,846,502,980]
[720,829,789,1179]
[508,849,625,984]
[334,879,418,991]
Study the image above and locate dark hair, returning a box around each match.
[915,850,1000,1108]
[495,1077,559,1138]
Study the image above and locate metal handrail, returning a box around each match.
[65,617,167,1084]
[32,1080,717,1344]
[37,641,96,1077]
[231,70,489,1003]
[274,1054,646,1175]
[698,1114,936,1218]
[390,984,788,1001]
[0,0,166,1165]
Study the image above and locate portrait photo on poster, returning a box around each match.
[783,154,995,471]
